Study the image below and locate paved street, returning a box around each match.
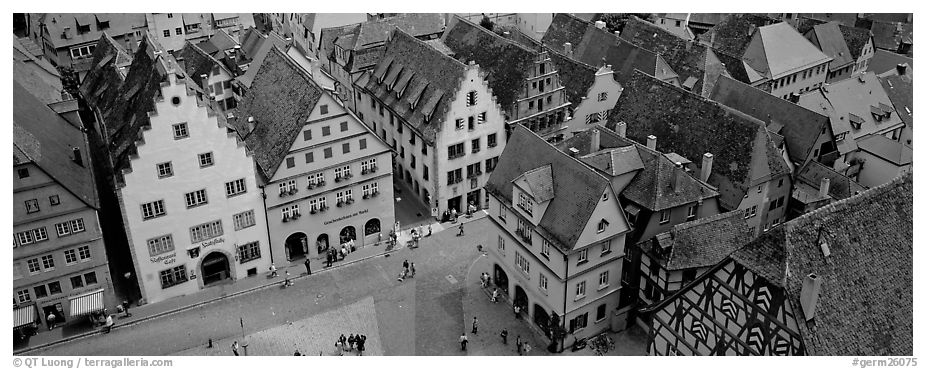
[27,213,646,356]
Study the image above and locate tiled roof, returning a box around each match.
[620,16,720,96]
[561,127,718,212]
[578,146,644,178]
[607,71,789,210]
[688,13,728,26]
[730,225,788,286]
[79,32,132,129]
[867,49,913,76]
[698,13,777,58]
[321,14,445,72]
[808,22,855,69]
[517,165,555,203]
[441,15,534,113]
[318,23,359,62]
[179,41,232,92]
[16,36,44,58]
[358,28,466,145]
[542,14,661,86]
[238,30,289,88]
[785,173,912,355]
[205,29,239,52]
[746,22,832,79]
[655,210,752,271]
[13,37,65,105]
[870,21,912,52]
[14,81,99,209]
[497,26,543,51]
[795,160,868,201]
[485,125,612,251]
[838,24,872,60]
[709,74,828,164]
[232,46,323,179]
[40,13,147,49]
[878,73,912,129]
[856,134,912,166]
[545,50,596,107]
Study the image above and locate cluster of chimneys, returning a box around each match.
[605,122,716,186]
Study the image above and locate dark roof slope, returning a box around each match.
[808,22,855,68]
[441,15,534,113]
[608,71,789,210]
[795,160,868,201]
[709,74,828,163]
[358,28,466,145]
[656,210,752,270]
[179,42,231,92]
[561,127,718,211]
[784,173,912,355]
[879,73,912,128]
[546,50,597,107]
[232,46,324,179]
[730,225,787,286]
[542,14,660,86]
[867,49,913,76]
[838,24,872,59]
[485,125,611,251]
[14,81,99,208]
[79,32,132,112]
[870,21,912,52]
[620,16,717,95]
[698,14,777,58]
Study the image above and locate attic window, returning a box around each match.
[848,113,864,129]
[518,193,534,216]
[597,219,609,233]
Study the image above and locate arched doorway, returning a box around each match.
[201,252,230,286]
[285,232,308,260]
[316,234,329,255]
[365,219,381,237]
[534,304,552,338]
[494,264,509,294]
[514,285,528,312]
[340,226,357,244]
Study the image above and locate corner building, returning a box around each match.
[81,34,271,305]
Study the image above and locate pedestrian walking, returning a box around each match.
[500,329,508,345]
[102,314,114,333]
[428,224,433,237]
[47,311,56,330]
[410,263,416,278]
[348,334,356,351]
[121,300,132,317]
[460,333,468,351]
[232,341,240,356]
[491,288,499,303]
[472,316,478,334]
[357,335,366,356]
[340,245,348,260]
[304,258,312,275]
[339,334,347,352]
[269,263,278,278]
[326,251,332,268]
[452,208,458,220]
[516,336,522,355]
[514,305,521,318]
[457,222,464,237]
[403,259,409,270]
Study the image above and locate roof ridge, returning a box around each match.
[791,170,911,225]
[451,15,537,55]
[393,27,467,68]
[673,208,746,231]
[185,41,233,77]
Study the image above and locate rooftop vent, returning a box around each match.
[800,273,822,321]
[568,147,580,157]
[595,21,606,29]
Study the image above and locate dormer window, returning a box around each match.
[597,219,609,233]
[518,193,534,216]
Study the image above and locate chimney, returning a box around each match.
[595,21,606,29]
[673,162,684,192]
[564,42,573,58]
[700,153,713,182]
[615,121,627,137]
[896,63,908,75]
[709,30,716,46]
[590,129,601,153]
[819,177,830,198]
[748,24,756,36]
[200,74,209,90]
[614,31,620,36]
[72,147,83,166]
[800,273,822,321]
[646,135,657,150]
[686,39,692,51]
[568,147,580,157]
[247,116,256,132]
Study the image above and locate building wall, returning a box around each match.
[515,13,553,41]
[510,51,572,141]
[118,73,271,305]
[146,14,186,53]
[264,92,395,263]
[768,61,829,99]
[13,163,116,327]
[562,67,622,139]
[654,15,694,40]
[851,38,875,77]
[737,175,791,238]
[636,198,721,244]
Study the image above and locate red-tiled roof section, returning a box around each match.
[485,125,611,251]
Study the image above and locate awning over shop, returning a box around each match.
[69,289,105,317]
[14,305,36,329]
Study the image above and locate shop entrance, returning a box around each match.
[285,232,308,260]
[466,189,481,210]
[514,285,529,311]
[494,264,509,295]
[316,234,330,255]
[42,304,65,326]
[534,304,552,338]
[340,226,357,244]
[447,196,462,215]
[201,252,230,286]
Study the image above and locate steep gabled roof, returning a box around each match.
[545,50,597,107]
[730,225,788,286]
[232,46,324,179]
[359,28,467,145]
[870,21,912,52]
[14,37,65,105]
[79,32,132,111]
[179,41,233,91]
[620,16,721,95]
[798,72,905,145]
[320,14,445,72]
[578,146,644,178]
[794,160,868,201]
[14,81,99,209]
[515,165,555,203]
[561,127,718,212]
[746,22,832,79]
[441,15,535,113]
[878,73,912,128]
[838,24,872,59]
[654,210,753,271]
[807,22,855,69]
[698,13,777,58]
[238,30,289,88]
[709,74,828,164]
[786,173,911,355]
[608,71,789,210]
[485,125,612,251]
[542,13,661,85]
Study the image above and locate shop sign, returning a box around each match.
[323,208,369,226]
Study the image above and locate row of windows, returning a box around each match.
[147,210,255,258]
[141,178,248,220]
[16,271,98,304]
[585,109,611,125]
[280,182,380,220]
[772,64,825,90]
[155,152,214,179]
[454,113,488,131]
[279,158,377,197]
[446,156,499,186]
[23,245,92,275]
[22,194,63,214]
